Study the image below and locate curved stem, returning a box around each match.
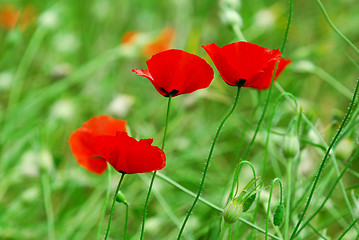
[290,78,359,239]
[233,161,257,198]
[104,173,126,240]
[97,165,112,240]
[177,86,242,239]
[265,178,284,240]
[140,96,172,240]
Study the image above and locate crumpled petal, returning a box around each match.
[69,115,127,174]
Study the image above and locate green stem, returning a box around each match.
[124,203,129,240]
[177,86,242,239]
[265,178,284,240]
[41,174,55,240]
[140,96,172,240]
[289,78,359,239]
[284,158,293,240]
[104,173,126,240]
[229,63,279,202]
[219,223,230,239]
[97,166,112,240]
[315,0,359,56]
[295,148,359,236]
[338,219,358,240]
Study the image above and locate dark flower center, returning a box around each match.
[160,87,179,97]
[237,79,246,87]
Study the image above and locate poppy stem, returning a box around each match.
[97,165,112,240]
[104,172,126,240]
[140,96,172,240]
[177,86,242,239]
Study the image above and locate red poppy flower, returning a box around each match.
[69,115,166,174]
[132,49,214,97]
[95,132,166,174]
[69,115,128,174]
[202,42,291,89]
[0,5,35,31]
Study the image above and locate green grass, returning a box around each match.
[1,0,359,239]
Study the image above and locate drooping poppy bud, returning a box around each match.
[273,204,285,226]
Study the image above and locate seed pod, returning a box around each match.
[242,194,256,212]
[273,204,285,226]
[116,191,127,204]
[223,200,243,224]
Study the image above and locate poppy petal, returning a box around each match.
[69,115,127,174]
[203,41,288,89]
[95,132,166,174]
[133,49,214,97]
[69,130,108,174]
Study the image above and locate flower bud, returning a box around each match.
[273,204,285,226]
[116,191,127,204]
[282,135,300,158]
[242,193,256,212]
[223,200,243,224]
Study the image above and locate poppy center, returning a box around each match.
[159,87,179,97]
[237,79,246,87]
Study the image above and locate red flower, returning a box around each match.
[202,42,291,89]
[95,132,166,174]
[69,115,166,174]
[133,49,214,97]
[0,5,35,31]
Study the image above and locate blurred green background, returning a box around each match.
[0,0,358,239]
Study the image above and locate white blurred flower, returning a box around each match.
[293,60,315,73]
[38,9,59,29]
[220,7,243,27]
[20,149,54,177]
[254,9,275,28]
[53,32,80,54]
[50,63,72,80]
[107,94,135,117]
[50,98,75,121]
[0,71,14,91]
[20,151,40,177]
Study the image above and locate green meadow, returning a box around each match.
[0,0,358,239]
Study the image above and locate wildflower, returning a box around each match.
[133,49,214,97]
[0,5,35,30]
[69,115,166,174]
[202,41,291,89]
[69,115,127,174]
[143,27,175,57]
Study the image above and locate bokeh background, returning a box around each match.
[0,0,358,239]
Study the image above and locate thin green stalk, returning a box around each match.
[295,149,359,236]
[97,166,112,240]
[140,96,172,240]
[104,173,126,240]
[41,174,55,240]
[177,85,242,239]
[290,79,359,239]
[124,203,129,240]
[265,178,284,240]
[338,220,358,240]
[284,158,293,240]
[229,64,279,201]
[276,82,359,234]
[315,0,359,56]
[219,223,230,239]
